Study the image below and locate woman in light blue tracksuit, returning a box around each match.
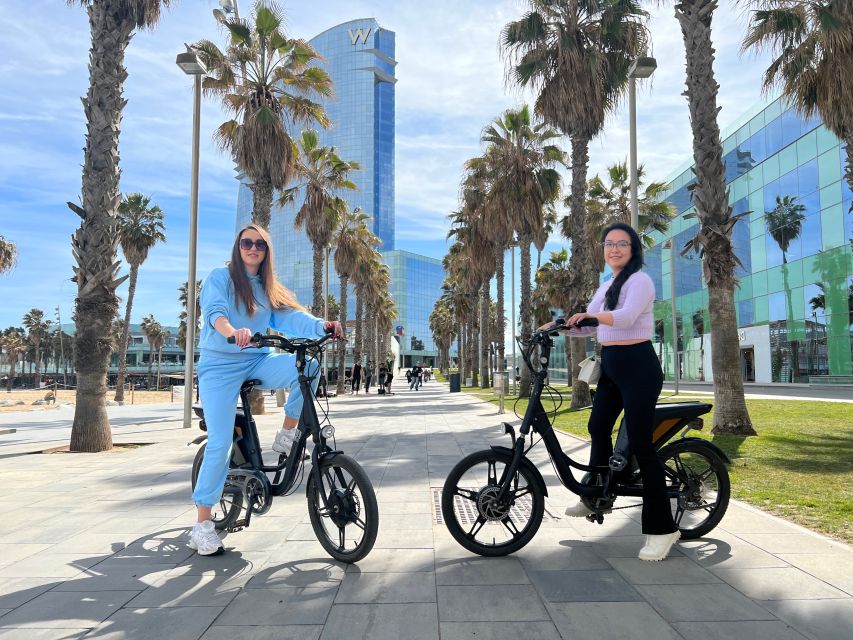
[189,224,343,556]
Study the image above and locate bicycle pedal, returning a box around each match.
[228,519,247,532]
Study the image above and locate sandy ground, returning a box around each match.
[0,388,179,412]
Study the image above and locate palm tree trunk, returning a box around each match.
[69,2,136,453]
[156,346,163,390]
[355,294,363,360]
[34,339,42,389]
[251,178,274,230]
[470,303,479,387]
[114,264,138,402]
[7,356,17,392]
[312,244,324,314]
[480,282,490,388]
[782,264,800,381]
[676,0,754,435]
[337,274,349,394]
[518,241,533,398]
[458,321,465,378]
[495,244,505,374]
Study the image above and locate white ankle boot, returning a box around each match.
[638,530,681,561]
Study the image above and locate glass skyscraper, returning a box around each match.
[645,95,852,384]
[235,19,446,366]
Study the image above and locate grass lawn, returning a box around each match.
[440,373,852,544]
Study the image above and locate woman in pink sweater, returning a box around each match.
[552,222,679,562]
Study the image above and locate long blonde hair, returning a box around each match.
[228,224,304,314]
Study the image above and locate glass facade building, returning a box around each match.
[234,19,447,366]
[645,96,853,384]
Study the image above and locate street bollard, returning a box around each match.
[494,372,505,414]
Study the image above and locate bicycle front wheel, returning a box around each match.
[441,449,545,557]
[307,454,378,563]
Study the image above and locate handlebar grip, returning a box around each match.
[576,318,600,327]
[324,325,335,335]
[226,336,236,344]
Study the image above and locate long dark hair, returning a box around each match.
[601,222,644,311]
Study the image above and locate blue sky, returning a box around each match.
[0,0,773,330]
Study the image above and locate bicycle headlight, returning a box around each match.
[321,425,335,439]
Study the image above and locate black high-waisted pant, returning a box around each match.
[587,341,677,535]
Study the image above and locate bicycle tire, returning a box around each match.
[307,454,378,563]
[441,449,545,557]
[191,443,243,531]
[657,439,730,539]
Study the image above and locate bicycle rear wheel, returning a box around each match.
[307,454,378,563]
[658,440,730,539]
[191,443,243,531]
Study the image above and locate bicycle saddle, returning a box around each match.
[653,402,712,421]
[241,379,263,392]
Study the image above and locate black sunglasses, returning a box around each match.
[239,238,268,251]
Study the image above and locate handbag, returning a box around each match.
[577,355,601,385]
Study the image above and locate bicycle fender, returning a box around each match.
[188,434,208,446]
[665,437,732,465]
[490,445,549,497]
[304,450,345,497]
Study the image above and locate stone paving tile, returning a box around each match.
[51,563,176,592]
[246,558,345,589]
[215,586,336,626]
[528,569,643,602]
[440,621,562,640]
[201,625,323,640]
[322,603,438,640]
[0,589,138,628]
[372,529,434,549]
[672,620,809,640]
[170,550,271,578]
[677,532,790,569]
[87,606,223,640]
[711,566,849,600]
[0,553,110,579]
[344,548,434,573]
[636,584,777,622]
[587,535,685,559]
[763,599,853,640]
[606,557,723,585]
[437,585,549,622]
[435,556,529,586]
[776,552,853,595]
[736,532,845,554]
[127,573,250,608]
[0,629,89,640]
[548,601,683,639]
[0,578,60,609]
[0,545,54,569]
[335,571,436,604]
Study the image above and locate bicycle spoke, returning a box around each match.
[674,503,685,526]
[338,526,345,549]
[511,486,532,500]
[699,467,716,482]
[454,487,478,502]
[501,515,520,536]
[347,478,357,493]
[487,461,497,486]
[353,517,366,531]
[468,515,486,538]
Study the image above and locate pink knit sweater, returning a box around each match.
[569,271,655,342]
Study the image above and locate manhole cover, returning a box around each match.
[431,487,559,525]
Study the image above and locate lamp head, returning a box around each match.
[629,56,657,79]
[176,51,206,76]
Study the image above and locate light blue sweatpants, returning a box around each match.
[192,351,320,507]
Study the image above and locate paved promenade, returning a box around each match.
[0,380,850,639]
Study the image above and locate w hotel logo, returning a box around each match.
[348,28,372,45]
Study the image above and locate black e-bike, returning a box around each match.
[189,331,378,563]
[441,319,731,556]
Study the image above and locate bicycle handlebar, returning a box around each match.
[226,327,336,353]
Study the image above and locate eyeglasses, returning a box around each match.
[240,238,268,251]
[602,240,631,250]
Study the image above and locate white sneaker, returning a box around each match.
[564,497,612,518]
[272,427,296,454]
[638,530,681,561]
[188,520,224,556]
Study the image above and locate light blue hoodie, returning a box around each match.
[198,267,326,358]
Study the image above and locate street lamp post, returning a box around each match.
[323,243,331,393]
[628,56,657,231]
[176,50,206,429]
[664,240,679,395]
[510,241,517,395]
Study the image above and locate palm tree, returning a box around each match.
[281,130,360,312]
[0,235,17,274]
[430,301,456,374]
[114,193,166,402]
[22,309,52,390]
[1,328,26,392]
[480,105,564,396]
[502,0,649,405]
[178,279,202,356]
[331,202,377,394]
[153,327,170,390]
[140,314,161,388]
[743,0,853,214]
[193,2,332,229]
[65,0,172,452]
[644,0,754,435]
[766,194,807,381]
